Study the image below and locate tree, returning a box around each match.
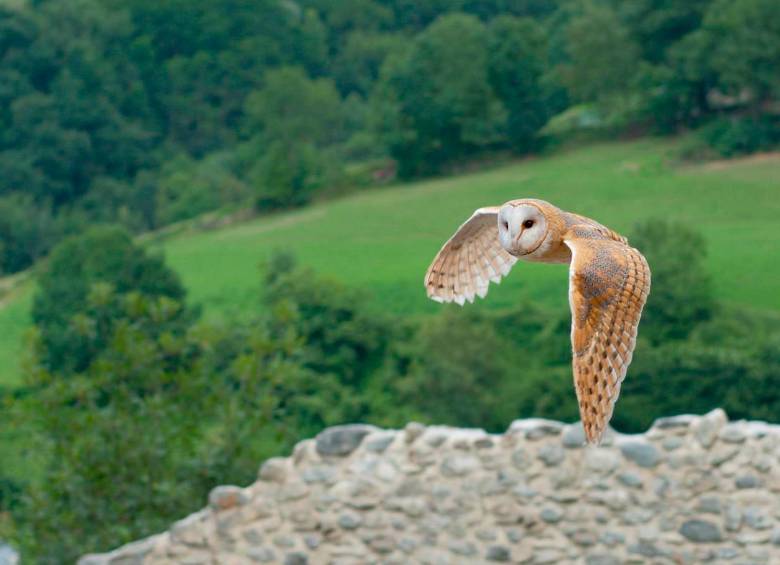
[31,226,189,375]
[373,13,507,176]
[556,2,642,114]
[487,16,550,152]
[243,67,345,208]
[702,0,780,106]
[628,220,715,344]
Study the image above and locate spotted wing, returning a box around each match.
[565,233,651,444]
[424,207,517,305]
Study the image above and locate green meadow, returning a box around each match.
[1,138,779,388]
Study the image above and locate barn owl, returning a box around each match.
[423,199,651,444]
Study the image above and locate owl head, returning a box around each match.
[497,199,552,257]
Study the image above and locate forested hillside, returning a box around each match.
[1,0,778,274]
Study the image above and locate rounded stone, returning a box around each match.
[316,424,377,456]
[441,454,480,477]
[209,486,249,511]
[404,422,425,444]
[258,457,288,483]
[719,425,747,444]
[735,474,762,489]
[283,552,308,565]
[679,519,723,543]
[540,505,564,524]
[485,545,511,562]
[692,409,727,448]
[619,440,661,468]
[246,547,276,563]
[338,512,363,530]
[537,444,565,467]
[561,423,586,448]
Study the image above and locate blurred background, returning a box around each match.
[0,0,778,561]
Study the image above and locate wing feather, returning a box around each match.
[424,207,517,304]
[565,233,651,444]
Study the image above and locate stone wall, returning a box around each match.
[80,410,780,564]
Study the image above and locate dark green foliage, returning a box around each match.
[487,16,552,152]
[556,2,641,115]
[699,115,780,157]
[243,67,346,209]
[262,252,398,421]
[32,226,189,375]
[628,220,715,343]
[374,14,507,176]
[0,0,778,273]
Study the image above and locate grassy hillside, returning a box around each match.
[1,139,779,387]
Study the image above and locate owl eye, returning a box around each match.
[502,220,509,231]
[523,219,535,229]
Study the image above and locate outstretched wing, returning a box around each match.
[424,207,517,305]
[565,232,651,444]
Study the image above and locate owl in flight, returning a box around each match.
[424,199,651,444]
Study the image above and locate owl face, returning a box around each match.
[498,203,548,257]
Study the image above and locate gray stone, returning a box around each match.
[652,414,696,430]
[735,474,762,489]
[283,552,308,565]
[273,535,295,548]
[258,457,288,482]
[533,549,563,563]
[662,436,684,451]
[692,409,727,448]
[585,555,621,565]
[569,528,597,547]
[426,433,447,447]
[629,542,664,557]
[617,471,643,488]
[537,444,565,466]
[397,537,418,554]
[743,507,772,530]
[510,448,527,469]
[475,529,498,542]
[509,418,563,439]
[725,504,743,532]
[448,540,477,556]
[474,437,494,449]
[316,424,377,456]
[600,531,626,547]
[562,423,586,448]
[771,527,780,546]
[209,485,249,510]
[540,505,564,523]
[364,432,396,453]
[246,547,276,563]
[404,422,425,444]
[696,495,721,514]
[709,445,739,466]
[715,547,739,560]
[441,454,480,477]
[302,465,336,484]
[679,519,723,543]
[584,448,620,474]
[369,535,395,554]
[485,545,510,562]
[338,511,363,530]
[719,425,747,444]
[619,440,661,468]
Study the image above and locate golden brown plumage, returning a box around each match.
[424,199,651,444]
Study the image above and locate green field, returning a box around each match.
[1,139,779,387]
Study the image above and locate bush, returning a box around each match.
[699,115,780,157]
[31,226,190,375]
